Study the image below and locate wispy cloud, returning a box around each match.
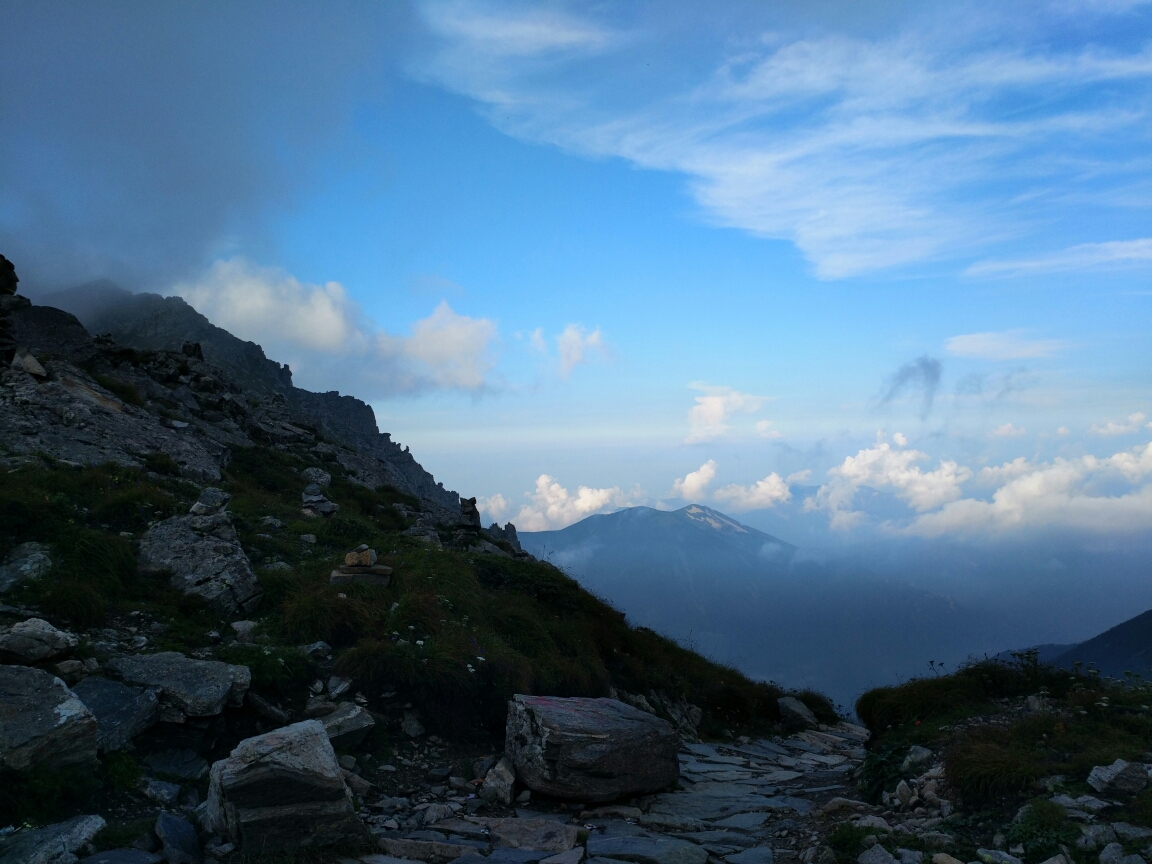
[879,356,942,419]
[557,324,605,376]
[412,3,1152,278]
[946,329,1069,360]
[967,238,1152,276]
[992,422,1027,437]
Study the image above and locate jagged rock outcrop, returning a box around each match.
[506,695,681,802]
[0,665,98,771]
[0,254,19,366]
[34,284,461,516]
[0,813,106,864]
[137,490,262,614]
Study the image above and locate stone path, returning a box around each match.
[343,722,873,864]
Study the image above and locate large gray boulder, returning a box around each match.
[204,719,370,854]
[0,814,105,864]
[106,652,249,720]
[71,676,159,751]
[137,512,262,614]
[0,541,52,594]
[506,695,680,802]
[1088,759,1149,795]
[777,697,818,730]
[0,665,97,771]
[0,617,79,663]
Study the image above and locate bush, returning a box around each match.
[1007,798,1079,862]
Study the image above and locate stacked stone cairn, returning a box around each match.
[330,544,392,587]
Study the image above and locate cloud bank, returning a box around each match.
[174,258,499,398]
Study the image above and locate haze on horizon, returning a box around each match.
[3,0,1151,695]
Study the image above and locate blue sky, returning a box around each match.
[2,0,1151,539]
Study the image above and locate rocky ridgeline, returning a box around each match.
[0,290,459,519]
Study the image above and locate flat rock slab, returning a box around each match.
[674,832,756,849]
[0,814,106,864]
[138,513,262,614]
[649,784,779,822]
[80,850,164,864]
[381,838,472,860]
[710,813,771,831]
[72,676,158,752]
[479,818,580,852]
[322,702,376,750]
[206,719,369,854]
[506,695,679,803]
[726,848,775,864]
[0,665,97,771]
[586,834,710,864]
[107,652,249,718]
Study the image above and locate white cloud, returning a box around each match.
[967,237,1152,276]
[785,469,812,484]
[755,419,783,439]
[714,473,792,511]
[1056,426,1071,436]
[412,5,1152,278]
[992,422,1027,437]
[908,442,1152,536]
[807,433,972,527]
[528,327,547,353]
[556,324,605,376]
[685,384,766,443]
[672,460,717,502]
[977,457,1035,484]
[512,474,641,531]
[477,493,511,523]
[1090,412,1147,436]
[945,329,1069,360]
[172,258,498,397]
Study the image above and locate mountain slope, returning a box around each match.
[1052,607,1152,677]
[521,505,998,707]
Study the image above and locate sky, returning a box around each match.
[2,0,1151,543]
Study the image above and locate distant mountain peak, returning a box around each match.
[682,504,751,534]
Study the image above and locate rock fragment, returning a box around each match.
[71,676,159,752]
[0,814,105,864]
[106,652,250,719]
[321,702,376,749]
[0,617,79,663]
[506,695,680,802]
[155,812,201,864]
[1088,759,1149,795]
[0,541,52,593]
[481,756,517,805]
[0,665,97,771]
[586,834,708,864]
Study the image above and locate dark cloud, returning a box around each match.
[0,1,411,293]
[880,354,942,419]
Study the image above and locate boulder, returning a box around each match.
[106,652,249,720]
[188,487,230,516]
[0,541,52,593]
[859,849,895,864]
[1088,760,1148,795]
[71,676,159,752]
[777,697,817,730]
[0,665,97,771]
[0,617,79,663]
[506,695,679,803]
[204,719,370,854]
[901,746,933,772]
[0,814,105,864]
[154,812,200,864]
[726,850,774,864]
[321,702,376,749]
[137,513,262,614]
